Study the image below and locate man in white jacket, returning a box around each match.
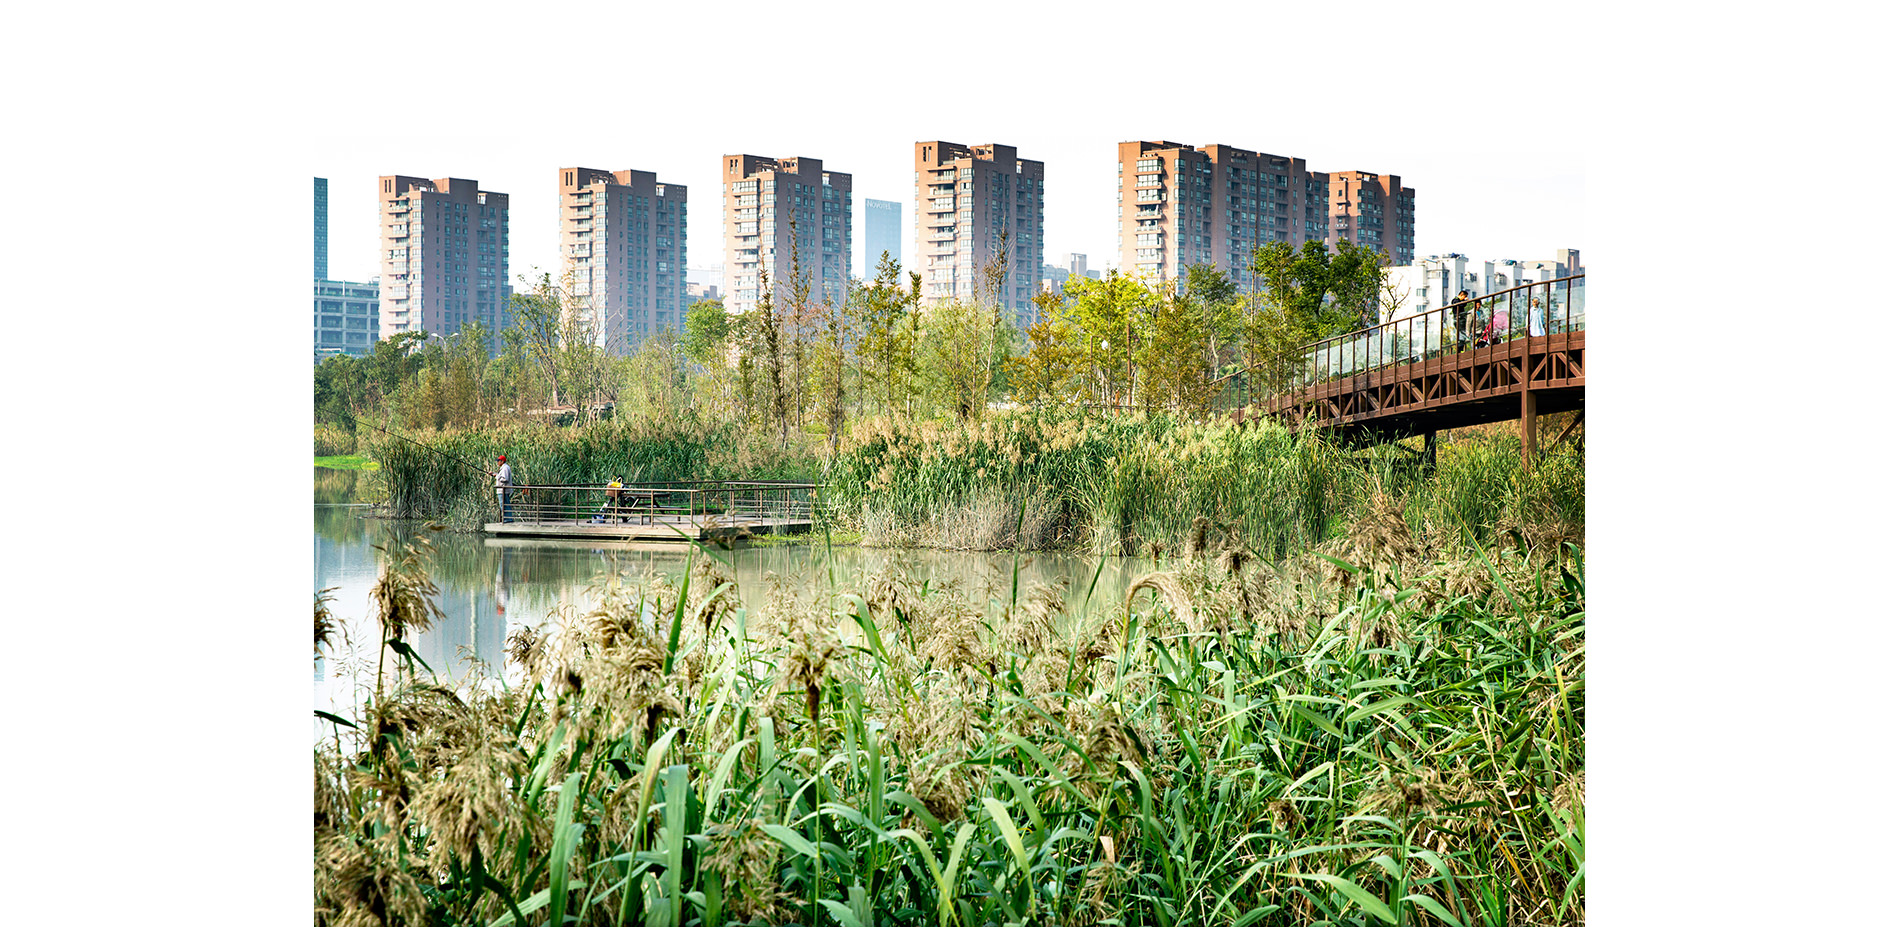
[494,454,513,523]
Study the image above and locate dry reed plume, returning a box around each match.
[315,520,1582,927]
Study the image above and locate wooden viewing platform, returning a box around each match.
[484,480,816,541]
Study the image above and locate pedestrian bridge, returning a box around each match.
[1226,275,1584,462]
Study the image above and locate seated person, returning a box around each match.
[595,477,624,523]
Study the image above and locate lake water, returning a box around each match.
[314,469,1157,737]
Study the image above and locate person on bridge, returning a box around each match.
[1478,302,1510,346]
[1452,290,1475,349]
[495,455,513,523]
[1530,296,1547,337]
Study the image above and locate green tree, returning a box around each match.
[1064,270,1157,408]
[851,253,919,416]
[502,271,616,418]
[504,273,567,408]
[784,216,816,431]
[919,298,990,421]
[616,330,690,421]
[1005,291,1086,406]
[364,330,428,411]
[1248,239,1389,338]
[1182,263,1242,375]
[737,267,791,445]
[1242,241,1391,394]
[682,298,732,366]
[314,354,368,426]
[1139,289,1216,410]
[811,291,851,453]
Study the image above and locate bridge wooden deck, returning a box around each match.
[1260,331,1584,440]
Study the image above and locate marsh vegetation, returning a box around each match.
[315,251,1583,925]
[315,497,1582,927]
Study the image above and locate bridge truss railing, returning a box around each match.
[1215,275,1585,413]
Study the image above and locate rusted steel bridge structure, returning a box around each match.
[1226,275,1584,464]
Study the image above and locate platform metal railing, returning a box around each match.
[495,480,817,527]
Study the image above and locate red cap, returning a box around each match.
[497,455,506,462]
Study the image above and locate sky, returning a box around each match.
[307,5,1588,288]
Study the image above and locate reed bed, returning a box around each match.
[316,514,1584,927]
[363,419,819,528]
[827,413,1582,559]
[318,423,361,457]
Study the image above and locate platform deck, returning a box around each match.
[483,515,812,541]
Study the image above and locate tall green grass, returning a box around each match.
[316,520,1583,927]
[316,423,359,457]
[826,412,1582,558]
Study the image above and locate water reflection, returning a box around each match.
[314,499,1157,738]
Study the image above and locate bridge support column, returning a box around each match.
[1423,430,1438,473]
[1520,389,1539,469]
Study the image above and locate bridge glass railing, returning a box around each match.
[1297,275,1583,388]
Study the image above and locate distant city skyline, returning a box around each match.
[304,10,1584,305]
[315,137,1581,299]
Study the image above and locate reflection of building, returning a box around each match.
[1381,250,1584,321]
[1115,140,1416,289]
[912,141,1044,326]
[721,154,853,313]
[863,197,902,276]
[378,174,511,350]
[314,177,380,362]
[558,167,690,352]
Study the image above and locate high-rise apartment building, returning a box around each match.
[863,198,902,276]
[1115,141,1414,289]
[315,177,329,280]
[912,141,1044,326]
[378,175,510,348]
[721,154,852,313]
[1326,170,1415,266]
[558,167,689,352]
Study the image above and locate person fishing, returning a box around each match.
[494,455,513,523]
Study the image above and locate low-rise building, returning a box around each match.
[314,278,381,361]
[1381,250,1584,322]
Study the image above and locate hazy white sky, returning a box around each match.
[307,4,1586,287]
